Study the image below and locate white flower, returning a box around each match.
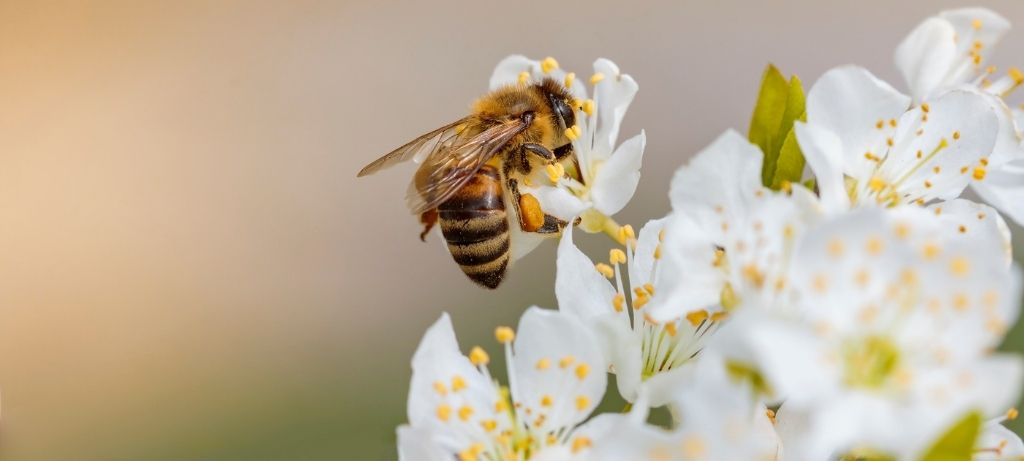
[490,55,645,235]
[554,220,718,406]
[736,207,1023,460]
[895,8,1024,226]
[645,130,821,322]
[587,357,780,461]
[398,308,607,461]
[796,65,999,213]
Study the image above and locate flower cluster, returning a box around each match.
[397,8,1024,461]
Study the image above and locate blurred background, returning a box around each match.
[1,0,1023,459]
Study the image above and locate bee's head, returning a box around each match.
[538,78,576,132]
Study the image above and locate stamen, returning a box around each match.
[921,103,930,113]
[665,322,678,336]
[952,131,961,140]
[950,257,970,277]
[575,363,590,380]
[469,346,490,366]
[452,375,467,392]
[575,395,590,411]
[610,249,627,265]
[458,405,474,421]
[517,71,530,85]
[589,72,605,84]
[495,326,515,344]
[546,163,566,182]
[540,57,559,74]
[564,72,575,89]
[581,99,595,116]
[433,381,448,396]
[686,310,708,326]
[612,293,625,312]
[973,166,987,180]
[437,404,452,421]
[654,244,662,260]
[1008,408,1019,420]
[559,355,575,368]
[564,126,579,142]
[540,395,553,407]
[595,262,614,278]
[536,358,551,370]
[571,436,593,453]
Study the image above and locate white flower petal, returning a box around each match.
[529,185,589,221]
[805,66,911,180]
[555,228,616,320]
[397,426,450,461]
[646,214,723,322]
[896,17,959,102]
[591,131,645,215]
[512,307,607,431]
[489,55,537,90]
[972,159,1024,227]
[590,58,638,161]
[795,121,850,212]
[975,423,1024,460]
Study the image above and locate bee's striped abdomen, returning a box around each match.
[438,164,509,289]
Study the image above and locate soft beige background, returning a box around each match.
[1,1,1023,459]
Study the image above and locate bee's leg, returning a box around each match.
[419,209,438,241]
[522,143,556,163]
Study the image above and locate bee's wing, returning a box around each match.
[406,118,528,215]
[357,119,468,177]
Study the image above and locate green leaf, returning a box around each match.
[748,66,808,190]
[918,412,983,461]
[748,65,789,186]
[771,123,806,190]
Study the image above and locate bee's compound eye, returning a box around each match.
[553,97,576,129]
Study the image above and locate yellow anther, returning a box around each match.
[495,399,509,413]
[495,326,515,344]
[827,239,845,258]
[973,54,982,65]
[916,150,924,159]
[712,248,726,267]
[517,71,530,84]
[950,257,970,277]
[921,103,930,113]
[981,157,989,166]
[987,65,997,74]
[953,293,970,311]
[643,283,655,296]
[865,236,884,255]
[612,292,625,312]
[711,311,728,322]
[634,286,647,299]
[665,321,678,337]
[633,296,649,310]
[575,395,590,411]
[621,224,636,240]
[721,283,739,310]
[452,375,467,392]
[686,310,709,326]
[546,433,558,446]
[933,165,942,174]
[973,18,983,29]
[546,162,565,182]
[682,435,707,458]
[571,436,593,453]
[924,180,933,188]
[1008,408,1019,420]
[458,405,475,421]
[540,395,554,407]
[437,404,452,421]
[868,176,887,192]
[433,381,447,396]
[766,408,777,424]
[610,248,627,264]
[589,72,605,84]
[541,56,559,74]
[958,224,967,233]
[595,262,614,278]
[974,39,984,50]
[481,419,497,432]
[922,243,941,260]
[564,126,579,141]
[973,166,987,180]
[1010,67,1024,84]
[741,264,766,288]
[653,244,662,260]
[953,130,961,140]
[812,274,829,293]
[469,346,490,366]
[558,356,575,369]
[581,99,595,116]
[886,137,894,147]
[575,363,590,380]
[536,357,551,370]
[876,119,885,129]
[901,269,919,286]
[459,443,485,461]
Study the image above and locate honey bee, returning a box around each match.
[357,78,579,288]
